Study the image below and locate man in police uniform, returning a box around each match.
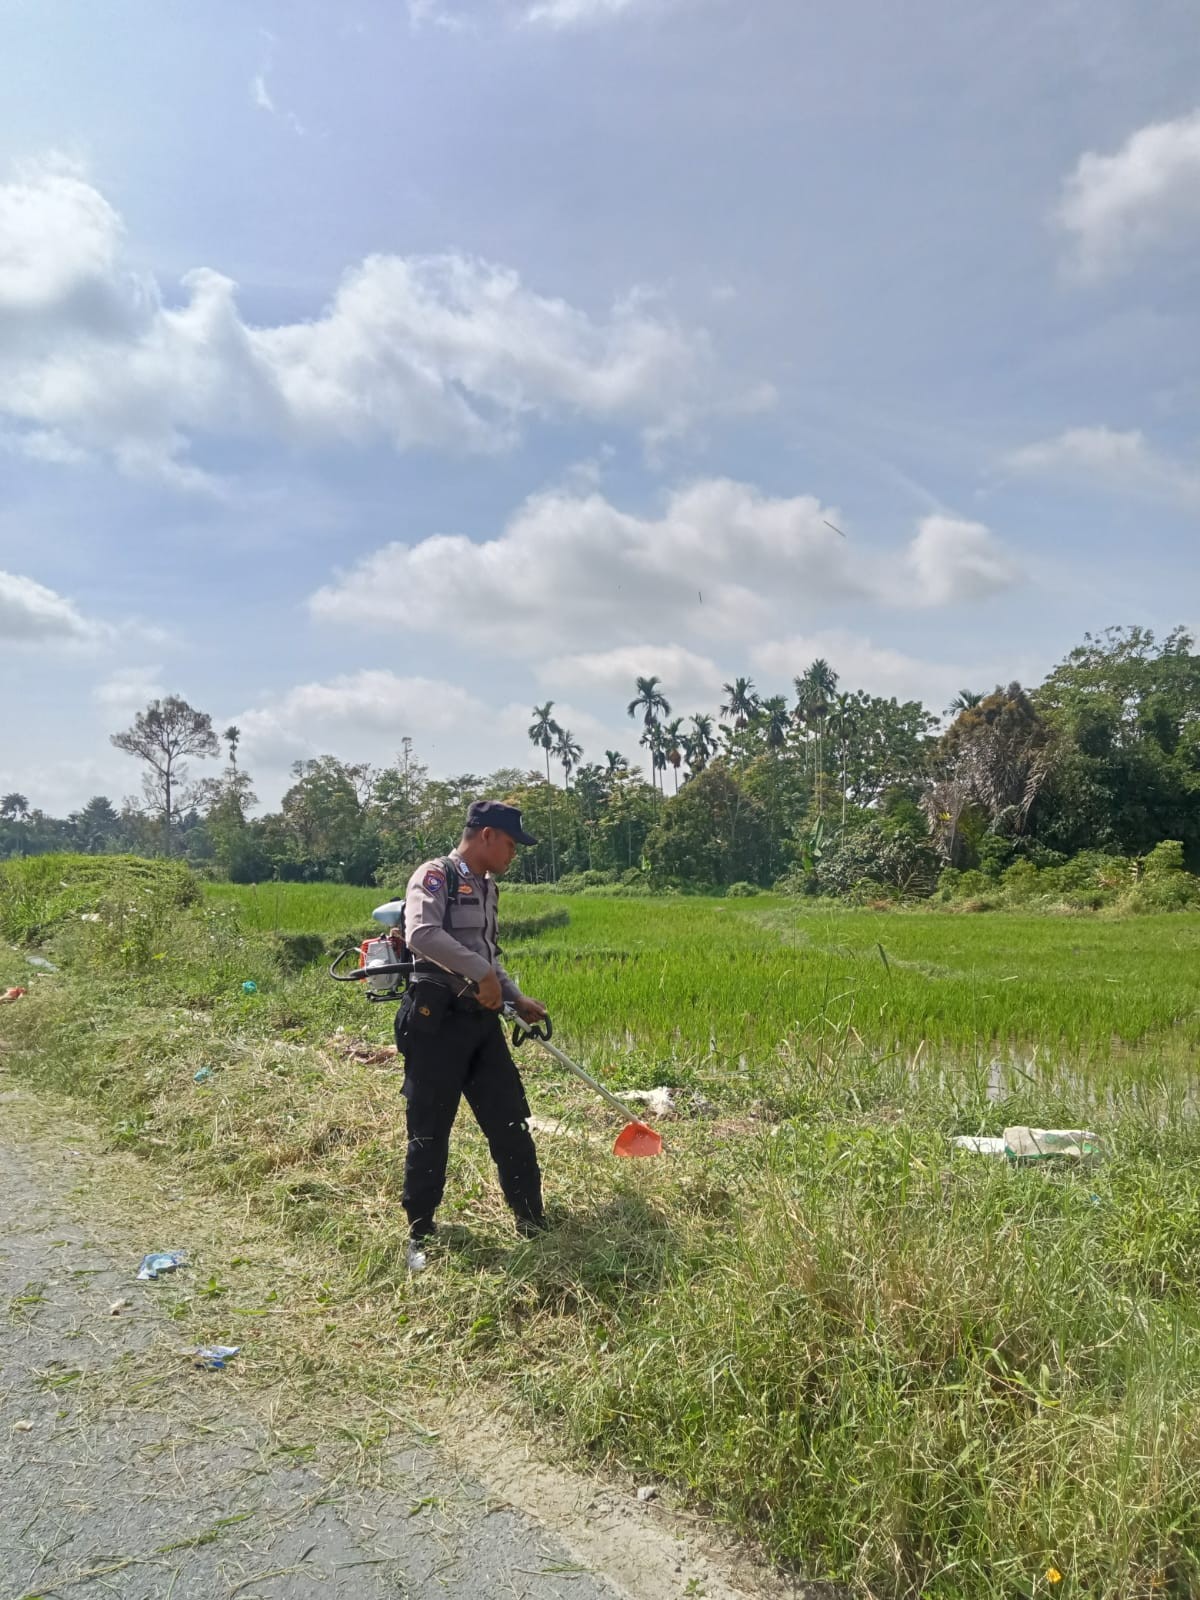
[398,799,548,1271]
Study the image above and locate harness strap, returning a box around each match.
[410,855,471,986]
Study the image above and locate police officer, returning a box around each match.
[397,799,548,1272]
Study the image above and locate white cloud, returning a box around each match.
[1057,108,1200,277]
[92,666,166,715]
[0,755,126,817]
[410,0,680,29]
[524,0,660,26]
[1006,426,1200,506]
[3,428,91,466]
[904,515,1022,608]
[251,73,275,112]
[311,480,1021,655]
[0,162,713,484]
[750,629,1001,712]
[0,569,109,646]
[0,157,125,317]
[538,644,724,702]
[234,671,489,771]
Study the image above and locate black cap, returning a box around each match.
[466,799,538,846]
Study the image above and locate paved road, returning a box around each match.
[0,1128,624,1600]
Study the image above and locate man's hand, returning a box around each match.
[475,970,504,1011]
[513,995,547,1024]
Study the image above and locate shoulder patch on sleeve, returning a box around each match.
[422,869,446,894]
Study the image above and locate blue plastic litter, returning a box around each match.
[26,955,58,971]
[192,1344,240,1370]
[241,980,258,994]
[193,1066,214,1084]
[137,1251,186,1281]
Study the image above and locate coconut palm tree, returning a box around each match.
[528,701,561,878]
[720,677,759,729]
[554,727,583,789]
[223,725,241,769]
[604,749,629,778]
[1,793,29,820]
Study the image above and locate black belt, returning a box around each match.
[409,974,486,1014]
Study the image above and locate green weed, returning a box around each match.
[5,862,1200,1597]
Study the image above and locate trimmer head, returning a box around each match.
[613,1121,663,1159]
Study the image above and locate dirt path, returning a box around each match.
[0,1090,816,1600]
[0,1126,637,1600]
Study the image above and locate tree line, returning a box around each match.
[3,624,1198,897]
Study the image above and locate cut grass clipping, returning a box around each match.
[3,854,1200,1599]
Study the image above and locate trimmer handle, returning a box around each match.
[508,1008,553,1048]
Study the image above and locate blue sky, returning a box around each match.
[2,0,1198,812]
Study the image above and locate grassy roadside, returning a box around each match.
[3,856,1200,1598]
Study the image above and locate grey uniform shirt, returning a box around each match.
[404,850,520,1002]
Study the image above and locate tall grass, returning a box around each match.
[7,861,1200,1597]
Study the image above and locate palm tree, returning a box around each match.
[528,701,561,878]
[223,725,241,769]
[627,676,671,794]
[947,689,984,716]
[647,725,669,793]
[760,695,790,755]
[794,659,839,814]
[604,749,629,778]
[1,793,29,820]
[688,714,717,771]
[554,727,583,789]
[662,718,685,791]
[720,677,759,729]
[638,723,668,800]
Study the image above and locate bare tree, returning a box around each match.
[110,696,220,854]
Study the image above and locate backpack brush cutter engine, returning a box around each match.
[329,900,663,1158]
[329,911,412,1001]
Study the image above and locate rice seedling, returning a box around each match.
[5,860,1200,1598]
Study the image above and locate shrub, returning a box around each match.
[1143,839,1187,879]
[726,881,761,898]
[0,854,198,947]
[273,932,328,973]
[815,822,938,900]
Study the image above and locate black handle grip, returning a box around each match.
[511,1012,553,1048]
[329,949,410,984]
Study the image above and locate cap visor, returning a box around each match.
[513,828,538,846]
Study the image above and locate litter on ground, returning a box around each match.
[618,1087,676,1120]
[188,1344,240,1370]
[136,1250,187,1280]
[952,1135,1008,1156]
[952,1127,1105,1162]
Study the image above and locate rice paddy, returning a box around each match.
[4,860,1200,1598]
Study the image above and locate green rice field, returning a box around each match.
[6,860,1200,1598]
[207,879,1200,1071]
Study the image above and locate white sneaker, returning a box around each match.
[406,1238,429,1273]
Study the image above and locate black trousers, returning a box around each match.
[396,1001,543,1239]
